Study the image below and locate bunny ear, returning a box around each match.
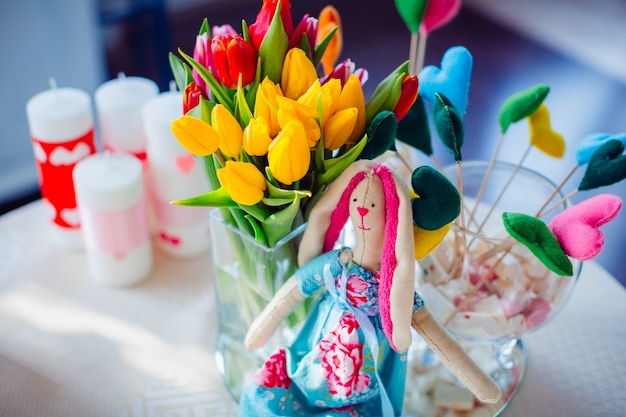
[377,165,415,352]
[298,159,376,266]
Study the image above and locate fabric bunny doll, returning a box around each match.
[238,160,501,417]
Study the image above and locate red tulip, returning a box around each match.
[249,0,294,51]
[394,74,419,121]
[183,82,206,114]
[211,34,258,89]
[192,32,213,95]
[288,14,317,52]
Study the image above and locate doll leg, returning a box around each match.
[411,307,502,404]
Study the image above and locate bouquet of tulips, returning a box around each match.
[169,0,418,247]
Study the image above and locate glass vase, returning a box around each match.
[405,161,582,417]
[209,209,308,401]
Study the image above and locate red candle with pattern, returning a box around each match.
[25,81,97,249]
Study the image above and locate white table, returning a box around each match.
[1,200,625,417]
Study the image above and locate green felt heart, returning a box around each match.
[411,165,461,230]
[579,139,626,191]
[433,92,464,161]
[396,95,432,156]
[360,110,398,160]
[502,212,573,276]
[498,84,550,133]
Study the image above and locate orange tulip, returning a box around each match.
[317,5,342,76]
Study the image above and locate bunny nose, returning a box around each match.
[357,206,369,217]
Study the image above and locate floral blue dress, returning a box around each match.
[238,249,425,417]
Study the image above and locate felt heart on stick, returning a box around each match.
[411,165,460,230]
[419,46,473,114]
[528,104,565,158]
[396,95,432,156]
[502,212,573,276]
[394,0,428,33]
[579,139,626,191]
[419,0,462,35]
[548,194,622,260]
[575,132,626,166]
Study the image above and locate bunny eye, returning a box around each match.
[352,198,357,202]
[371,203,375,208]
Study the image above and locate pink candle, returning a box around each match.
[142,86,211,258]
[25,80,97,249]
[73,152,153,286]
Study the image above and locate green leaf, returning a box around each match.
[321,135,367,184]
[244,214,268,246]
[258,2,288,83]
[299,32,313,62]
[359,111,397,160]
[235,78,254,126]
[178,48,235,112]
[199,18,210,36]
[171,187,237,207]
[498,84,550,133]
[168,52,192,93]
[266,181,312,200]
[434,92,464,161]
[313,26,338,67]
[396,94,432,155]
[261,194,305,247]
[200,154,221,190]
[394,0,428,33]
[187,96,215,123]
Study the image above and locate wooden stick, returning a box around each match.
[409,32,419,76]
[538,188,579,218]
[467,132,505,225]
[534,163,578,217]
[430,153,445,173]
[415,33,428,75]
[455,160,468,262]
[394,150,414,174]
[472,144,532,238]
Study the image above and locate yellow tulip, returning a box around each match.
[317,6,342,76]
[281,48,319,100]
[268,120,311,185]
[276,96,320,147]
[243,117,272,156]
[337,75,366,142]
[254,77,283,137]
[170,115,220,156]
[212,104,243,158]
[319,78,341,127]
[323,107,357,150]
[217,160,267,206]
[296,79,321,110]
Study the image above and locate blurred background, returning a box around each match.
[1,0,625,285]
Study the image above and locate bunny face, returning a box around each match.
[349,175,387,271]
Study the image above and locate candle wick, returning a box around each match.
[48,77,58,90]
[117,72,126,81]
[169,80,177,93]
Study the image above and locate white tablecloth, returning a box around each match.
[1,200,625,417]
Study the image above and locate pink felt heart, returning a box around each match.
[419,0,462,35]
[548,194,622,260]
[175,154,196,174]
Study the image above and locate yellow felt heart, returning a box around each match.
[528,103,565,158]
[413,223,451,260]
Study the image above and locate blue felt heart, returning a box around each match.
[418,45,473,114]
[576,132,626,166]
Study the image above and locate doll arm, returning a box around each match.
[244,275,306,350]
[411,307,502,404]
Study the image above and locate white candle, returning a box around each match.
[25,80,97,249]
[73,152,153,286]
[142,85,211,258]
[94,73,159,156]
